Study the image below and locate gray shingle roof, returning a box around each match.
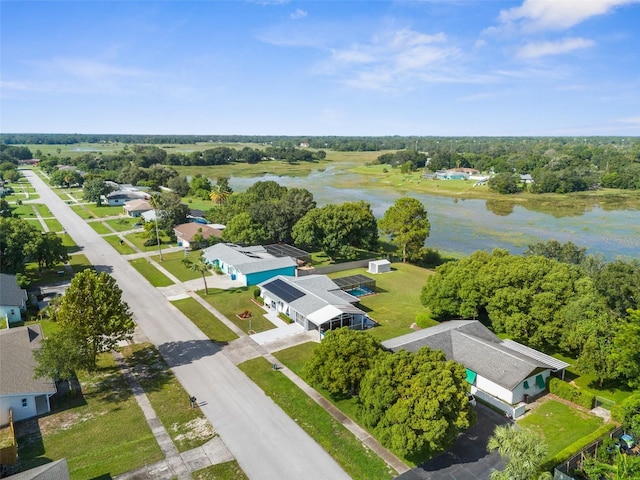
[382,320,565,391]
[0,273,27,307]
[0,325,56,396]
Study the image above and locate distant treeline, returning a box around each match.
[2,134,639,192]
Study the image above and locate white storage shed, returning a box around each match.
[367,259,391,274]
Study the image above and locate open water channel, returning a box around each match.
[228,167,640,261]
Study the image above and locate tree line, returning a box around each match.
[420,241,640,389]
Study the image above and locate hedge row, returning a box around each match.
[544,423,617,471]
[549,377,594,409]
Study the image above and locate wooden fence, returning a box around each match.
[0,409,18,465]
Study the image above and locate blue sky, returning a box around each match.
[2,0,639,136]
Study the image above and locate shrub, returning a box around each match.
[549,377,595,409]
[252,287,261,299]
[278,312,293,324]
[415,311,433,328]
[611,392,640,438]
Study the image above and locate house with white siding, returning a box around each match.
[0,325,56,426]
[0,273,28,326]
[382,320,569,418]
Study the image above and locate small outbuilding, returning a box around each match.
[367,259,391,274]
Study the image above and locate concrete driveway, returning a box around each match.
[396,404,508,480]
[24,171,349,480]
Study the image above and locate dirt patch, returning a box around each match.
[172,417,215,443]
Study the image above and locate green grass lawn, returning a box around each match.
[239,357,394,480]
[83,205,124,218]
[518,400,605,460]
[12,353,162,479]
[328,263,437,341]
[193,461,248,480]
[129,258,174,287]
[70,204,96,219]
[11,204,38,217]
[68,254,92,273]
[200,288,275,334]
[149,250,202,282]
[105,216,141,232]
[44,218,63,232]
[122,343,215,452]
[32,204,53,217]
[24,262,72,286]
[551,352,634,404]
[124,231,173,252]
[103,234,138,254]
[88,221,112,235]
[171,297,238,342]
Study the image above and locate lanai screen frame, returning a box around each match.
[332,274,376,293]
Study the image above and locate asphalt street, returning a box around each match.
[24,171,349,480]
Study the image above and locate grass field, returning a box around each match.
[129,257,175,287]
[121,343,215,452]
[124,231,173,252]
[12,353,162,479]
[199,288,275,334]
[149,250,202,282]
[171,297,238,343]
[104,216,142,232]
[70,204,96,219]
[88,220,112,234]
[328,262,437,341]
[103,234,138,254]
[44,218,63,232]
[517,400,605,460]
[239,357,394,480]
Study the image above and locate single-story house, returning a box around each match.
[382,320,569,416]
[202,243,297,286]
[123,199,152,217]
[174,223,223,250]
[520,174,534,184]
[0,273,28,325]
[435,170,469,180]
[258,274,370,336]
[0,325,57,426]
[101,190,149,206]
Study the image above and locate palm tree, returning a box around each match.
[182,254,211,295]
[487,425,552,480]
[148,193,163,261]
[209,183,231,205]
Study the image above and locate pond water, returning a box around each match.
[228,169,640,261]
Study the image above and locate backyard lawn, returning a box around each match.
[329,262,437,341]
[239,357,394,480]
[129,257,174,287]
[200,288,275,334]
[517,400,605,460]
[12,353,162,479]
[171,297,238,342]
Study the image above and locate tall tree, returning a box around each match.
[0,217,40,273]
[379,197,430,263]
[613,309,640,389]
[304,327,383,397]
[47,269,134,370]
[82,175,112,206]
[358,347,472,457]
[24,231,69,272]
[487,425,552,480]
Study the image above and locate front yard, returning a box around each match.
[200,288,276,334]
[11,353,162,479]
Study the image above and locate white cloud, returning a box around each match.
[290,8,307,20]
[498,0,640,32]
[517,37,596,58]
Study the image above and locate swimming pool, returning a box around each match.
[346,286,375,297]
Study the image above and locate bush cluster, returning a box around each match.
[548,378,594,409]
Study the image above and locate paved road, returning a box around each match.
[24,171,349,480]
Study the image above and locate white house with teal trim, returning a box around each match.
[202,243,297,286]
[382,320,569,418]
[0,273,28,326]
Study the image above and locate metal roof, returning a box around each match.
[501,339,571,371]
[263,244,311,261]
